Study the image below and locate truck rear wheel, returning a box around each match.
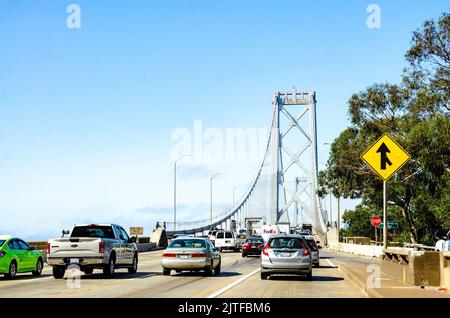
[103,255,116,278]
[52,266,65,279]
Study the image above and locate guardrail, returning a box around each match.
[383,248,411,265]
[382,248,441,286]
[440,252,450,288]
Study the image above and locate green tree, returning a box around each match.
[319,12,450,245]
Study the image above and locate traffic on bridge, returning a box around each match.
[1,1,449,316]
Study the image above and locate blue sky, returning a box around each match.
[0,1,448,240]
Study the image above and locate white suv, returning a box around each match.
[214,231,241,252]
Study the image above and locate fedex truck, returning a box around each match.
[261,224,291,242]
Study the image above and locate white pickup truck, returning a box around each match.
[47,224,138,279]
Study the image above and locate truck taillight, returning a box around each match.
[262,244,269,256]
[99,242,105,253]
[46,243,50,254]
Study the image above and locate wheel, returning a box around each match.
[128,253,138,274]
[5,260,17,279]
[214,259,221,275]
[163,269,171,276]
[83,268,94,275]
[305,270,313,281]
[32,258,43,276]
[260,272,269,280]
[205,261,213,276]
[52,266,65,279]
[242,253,247,257]
[103,254,116,278]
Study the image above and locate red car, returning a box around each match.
[241,237,264,257]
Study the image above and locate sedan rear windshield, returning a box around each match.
[269,237,303,249]
[71,226,115,239]
[246,238,263,243]
[169,239,206,249]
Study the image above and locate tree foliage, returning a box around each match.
[319,12,450,245]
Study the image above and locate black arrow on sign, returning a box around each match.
[376,142,392,170]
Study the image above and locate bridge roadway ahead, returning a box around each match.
[0,249,365,298]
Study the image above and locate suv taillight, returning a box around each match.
[262,244,269,256]
[99,242,105,253]
[46,243,50,254]
[301,241,310,256]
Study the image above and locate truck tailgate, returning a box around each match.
[49,238,103,258]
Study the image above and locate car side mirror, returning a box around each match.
[29,246,35,251]
[129,237,137,243]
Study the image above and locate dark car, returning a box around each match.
[241,236,264,257]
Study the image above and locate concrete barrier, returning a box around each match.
[137,242,157,252]
[440,252,450,289]
[328,242,384,257]
[342,237,371,245]
[383,248,441,286]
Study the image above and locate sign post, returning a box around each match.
[361,134,411,250]
[383,181,387,249]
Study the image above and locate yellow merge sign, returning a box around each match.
[361,134,411,181]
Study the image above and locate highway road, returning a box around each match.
[0,249,365,298]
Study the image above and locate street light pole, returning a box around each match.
[210,173,223,228]
[173,154,191,231]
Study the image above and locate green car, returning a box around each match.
[0,236,44,279]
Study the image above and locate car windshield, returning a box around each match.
[168,239,206,249]
[71,226,115,239]
[246,238,263,243]
[269,237,303,249]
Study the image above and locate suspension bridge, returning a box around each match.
[163,89,329,241]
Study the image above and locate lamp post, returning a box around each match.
[173,154,191,231]
[210,173,223,228]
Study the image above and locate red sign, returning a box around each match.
[370,216,382,227]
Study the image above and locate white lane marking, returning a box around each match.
[325,259,336,267]
[207,267,261,298]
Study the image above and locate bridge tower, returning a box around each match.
[270,89,327,236]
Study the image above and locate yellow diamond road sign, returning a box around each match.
[361,134,411,181]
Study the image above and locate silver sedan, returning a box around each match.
[260,234,312,280]
[161,237,221,276]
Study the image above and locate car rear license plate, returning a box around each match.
[70,258,79,264]
[281,252,291,257]
[178,254,189,259]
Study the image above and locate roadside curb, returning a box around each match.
[337,263,383,298]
